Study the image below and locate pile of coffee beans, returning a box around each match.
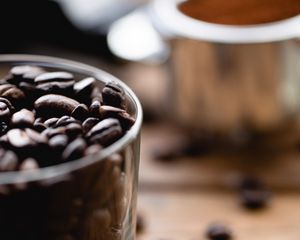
[0,65,135,171]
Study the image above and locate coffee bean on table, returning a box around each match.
[206,223,232,240]
[238,176,271,210]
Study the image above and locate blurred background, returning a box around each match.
[2,0,300,239]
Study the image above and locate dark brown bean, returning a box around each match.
[35,71,74,93]
[0,84,25,107]
[62,138,86,161]
[82,117,99,133]
[25,128,48,145]
[89,100,101,117]
[87,118,122,146]
[9,65,45,84]
[100,105,135,130]
[74,77,95,95]
[42,127,66,139]
[7,129,34,148]
[71,104,89,121]
[65,123,83,139]
[102,82,126,109]
[34,94,80,118]
[19,158,39,171]
[49,134,69,151]
[55,116,79,128]
[44,117,59,127]
[206,223,232,240]
[0,149,18,172]
[0,98,13,121]
[11,109,35,128]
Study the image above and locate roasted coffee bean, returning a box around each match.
[35,71,74,93]
[49,134,69,151]
[74,77,95,96]
[42,127,66,139]
[102,82,126,109]
[55,116,79,128]
[238,177,271,210]
[25,128,48,145]
[82,117,99,133]
[0,149,18,172]
[11,109,35,128]
[7,129,34,148]
[44,117,59,127]
[71,104,89,121]
[85,144,103,155]
[100,105,135,130]
[240,189,271,209]
[19,158,39,171]
[87,118,122,147]
[89,100,101,117]
[206,223,232,240]
[0,97,14,121]
[62,138,86,161]
[65,123,83,139]
[10,65,44,80]
[0,84,25,108]
[34,94,80,117]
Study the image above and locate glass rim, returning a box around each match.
[0,54,143,184]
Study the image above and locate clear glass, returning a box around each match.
[0,54,143,240]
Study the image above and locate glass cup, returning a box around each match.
[0,54,143,240]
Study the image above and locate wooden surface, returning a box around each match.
[137,122,300,240]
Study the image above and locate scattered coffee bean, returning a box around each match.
[206,223,232,240]
[87,118,122,147]
[238,177,271,210]
[102,82,126,109]
[11,109,35,128]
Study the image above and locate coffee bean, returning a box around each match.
[65,123,82,139]
[42,127,66,139]
[74,77,95,96]
[0,84,25,108]
[25,128,48,145]
[11,109,35,128]
[7,129,34,148]
[9,65,45,84]
[100,105,135,130]
[19,158,39,171]
[238,177,271,210]
[89,100,101,117]
[34,94,80,118]
[71,104,89,121]
[49,134,69,151]
[102,82,126,109]
[35,71,74,93]
[55,116,79,128]
[44,117,59,127]
[0,149,18,171]
[206,223,232,240]
[62,138,86,161]
[0,98,13,121]
[87,118,122,147]
[82,117,99,133]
